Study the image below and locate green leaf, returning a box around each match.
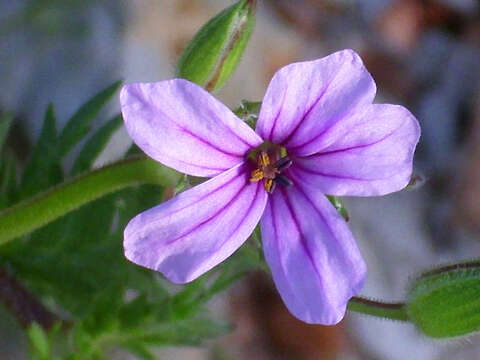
[70,113,123,175]
[118,318,232,347]
[59,80,122,157]
[406,261,480,338]
[20,104,63,199]
[0,151,18,209]
[124,344,156,360]
[0,180,169,314]
[9,196,123,316]
[233,100,261,128]
[118,295,155,330]
[176,0,256,92]
[27,323,50,359]
[80,287,123,337]
[0,112,13,150]
[72,325,95,358]
[205,252,255,296]
[326,195,349,221]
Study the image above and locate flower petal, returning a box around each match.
[291,104,421,196]
[124,163,267,283]
[260,175,366,324]
[120,79,263,177]
[255,49,376,154]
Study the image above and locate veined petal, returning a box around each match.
[120,80,262,177]
[292,104,421,196]
[255,49,376,154]
[124,163,267,283]
[260,175,366,324]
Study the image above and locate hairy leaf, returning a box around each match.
[70,114,123,176]
[20,105,63,199]
[59,80,122,157]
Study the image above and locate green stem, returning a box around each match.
[348,296,409,321]
[0,156,179,245]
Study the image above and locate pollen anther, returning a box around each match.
[250,169,264,182]
[265,179,274,193]
[260,151,270,167]
[249,150,292,193]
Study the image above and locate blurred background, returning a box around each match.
[1,0,480,359]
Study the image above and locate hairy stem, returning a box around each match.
[348,296,409,321]
[0,156,179,245]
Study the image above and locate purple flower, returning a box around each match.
[120,49,420,325]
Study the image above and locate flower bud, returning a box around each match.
[176,0,256,92]
[406,261,480,338]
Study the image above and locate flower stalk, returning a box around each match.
[348,296,408,321]
[0,156,180,245]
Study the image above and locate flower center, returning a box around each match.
[248,144,293,193]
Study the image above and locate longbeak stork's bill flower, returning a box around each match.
[120,49,420,324]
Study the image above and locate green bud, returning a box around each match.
[406,261,480,338]
[176,0,256,92]
[326,195,349,221]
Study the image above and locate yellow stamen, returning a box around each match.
[259,151,270,167]
[250,169,264,182]
[264,178,274,192]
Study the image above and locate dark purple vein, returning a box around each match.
[279,187,324,282]
[265,86,288,140]
[206,107,260,149]
[303,126,400,158]
[134,166,247,237]
[215,181,263,250]
[280,76,336,146]
[163,181,250,246]
[269,193,303,305]
[179,125,244,158]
